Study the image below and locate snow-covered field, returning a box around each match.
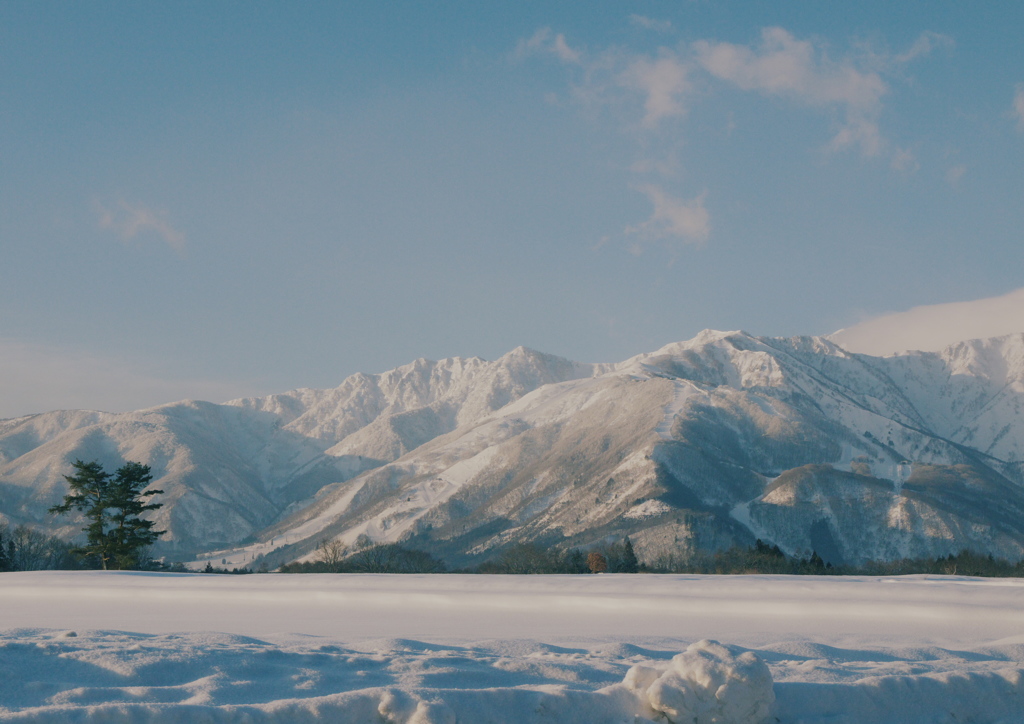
[2,572,1024,723]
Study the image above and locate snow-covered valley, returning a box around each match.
[2,571,1024,723]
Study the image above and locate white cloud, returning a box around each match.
[517,25,951,253]
[523,25,950,162]
[96,198,186,254]
[694,27,888,156]
[629,15,672,33]
[628,184,710,246]
[516,27,550,58]
[890,147,919,173]
[515,27,580,64]
[0,338,261,419]
[1014,84,1024,130]
[829,287,1024,356]
[828,116,883,156]
[518,28,693,131]
[619,55,692,128]
[893,31,954,64]
[551,34,580,64]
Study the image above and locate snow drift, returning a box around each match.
[3,572,1024,723]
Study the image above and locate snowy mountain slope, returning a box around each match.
[4,331,1024,567]
[227,347,603,454]
[0,348,597,556]
[188,331,1024,570]
[0,401,343,553]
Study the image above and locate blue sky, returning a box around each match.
[2,1,1023,416]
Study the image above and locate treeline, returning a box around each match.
[280,541,446,574]
[7,523,1024,578]
[0,521,175,572]
[475,539,639,574]
[280,538,640,574]
[649,540,835,575]
[649,540,1024,577]
[280,537,1024,577]
[0,523,87,572]
[857,549,1024,577]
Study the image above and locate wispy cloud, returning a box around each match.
[95,198,187,255]
[890,147,919,174]
[1014,84,1024,130]
[525,25,952,156]
[620,54,692,129]
[694,27,888,156]
[515,27,581,65]
[517,31,692,132]
[517,25,949,252]
[627,185,710,249]
[516,30,708,250]
[892,31,954,64]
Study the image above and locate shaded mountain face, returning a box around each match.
[3,332,1024,567]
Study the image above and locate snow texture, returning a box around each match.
[627,640,774,723]
[2,572,1024,722]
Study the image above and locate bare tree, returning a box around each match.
[348,543,445,573]
[0,524,79,571]
[316,538,349,571]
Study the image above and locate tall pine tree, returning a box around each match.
[49,460,114,569]
[620,537,640,573]
[49,459,164,570]
[108,462,164,569]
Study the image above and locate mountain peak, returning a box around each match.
[500,345,543,360]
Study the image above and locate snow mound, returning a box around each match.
[626,639,774,724]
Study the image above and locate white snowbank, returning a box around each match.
[627,640,774,724]
[2,572,1024,722]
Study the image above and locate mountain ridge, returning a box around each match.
[3,330,1024,568]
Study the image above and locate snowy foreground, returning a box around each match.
[2,573,1024,723]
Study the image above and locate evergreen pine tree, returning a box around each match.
[49,459,165,570]
[564,548,588,574]
[49,460,115,569]
[108,462,164,569]
[620,537,640,573]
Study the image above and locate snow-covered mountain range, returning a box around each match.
[3,331,1024,567]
